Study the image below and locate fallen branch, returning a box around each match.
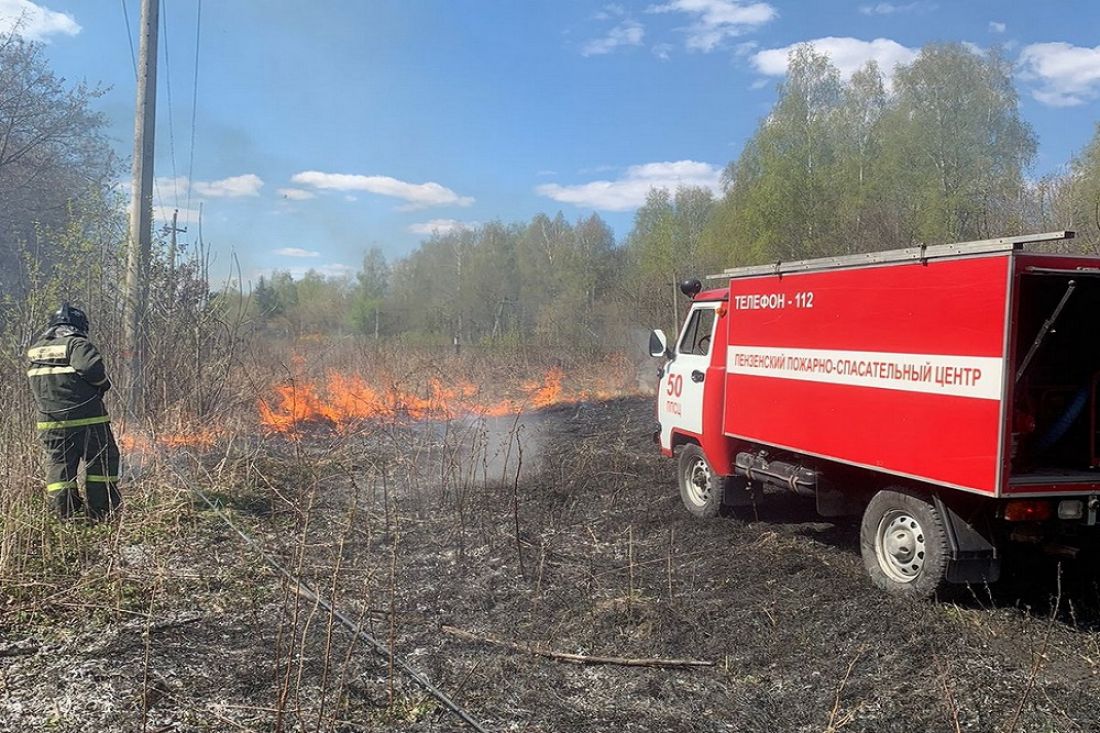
[0,641,40,657]
[151,613,206,632]
[441,625,714,669]
[181,474,491,733]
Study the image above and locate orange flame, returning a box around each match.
[110,358,639,447]
[259,363,635,434]
[118,427,220,453]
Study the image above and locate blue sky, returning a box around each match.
[3,0,1100,284]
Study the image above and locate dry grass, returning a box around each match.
[0,336,650,729]
[4,337,1100,731]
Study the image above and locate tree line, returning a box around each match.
[5,33,1100,360]
[252,213,623,352]
[256,45,1100,346]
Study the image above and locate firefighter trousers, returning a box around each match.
[40,422,122,519]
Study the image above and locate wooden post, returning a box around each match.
[163,208,187,299]
[122,0,159,414]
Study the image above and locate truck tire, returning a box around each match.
[860,488,950,598]
[678,444,723,519]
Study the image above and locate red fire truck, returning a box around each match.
[650,231,1100,597]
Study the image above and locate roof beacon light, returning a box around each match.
[679,278,702,298]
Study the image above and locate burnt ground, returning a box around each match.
[4,395,1100,731]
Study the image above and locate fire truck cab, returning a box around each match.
[650,231,1100,597]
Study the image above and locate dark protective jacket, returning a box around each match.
[25,326,112,429]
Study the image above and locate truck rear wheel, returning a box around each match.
[860,488,950,598]
[678,444,723,518]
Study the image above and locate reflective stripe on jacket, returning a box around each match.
[26,329,111,428]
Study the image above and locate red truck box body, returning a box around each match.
[719,249,1100,498]
[659,233,1100,594]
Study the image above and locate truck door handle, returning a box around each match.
[691,370,705,383]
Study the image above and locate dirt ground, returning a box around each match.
[4,395,1100,732]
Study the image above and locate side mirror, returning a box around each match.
[648,329,670,358]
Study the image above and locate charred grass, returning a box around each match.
[4,391,1100,731]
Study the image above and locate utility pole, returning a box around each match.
[122,0,159,414]
[162,208,187,297]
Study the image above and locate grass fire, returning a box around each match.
[6,5,1100,732]
[257,364,629,433]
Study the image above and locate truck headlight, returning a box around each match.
[1058,499,1084,520]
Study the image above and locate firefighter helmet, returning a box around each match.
[48,303,90,334]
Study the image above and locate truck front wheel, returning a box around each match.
[678,444,724,519]
[860,488,950,598]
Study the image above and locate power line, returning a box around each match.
[120,0,137,79]
[185,0,202,220]
[160,0,179,208]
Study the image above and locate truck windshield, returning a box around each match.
[678,307,716,356]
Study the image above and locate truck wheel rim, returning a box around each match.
[686,457,711,506]
[874,510,926,583]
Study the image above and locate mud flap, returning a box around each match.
[721,475,756,508]
[816,480,864,517]
[933,493,1001,584]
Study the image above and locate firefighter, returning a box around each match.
[26,304,122,520]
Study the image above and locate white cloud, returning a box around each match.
[254,264,354,282]
[858,2,934,15]
[293,263,354,280]
[153,174,264,199]
[1018,42,1100,107]
[154,176,190,197]
[582,19,644,56]
[647,0,777,52]
[192,173,264,198]
[153,206,200,225]
[273,247,320,258]
[733,40,758,57]
[536,160,722,212]
[652,42,673,60]
[752,37,918,87]
[313,263,354,279]
[989,21,1006,34]
[408,219,479,235]
[0,0,79,41]
[593,4,625,21]
[277,187,315,201]
[291,171,474,210]
[125,183,200,225]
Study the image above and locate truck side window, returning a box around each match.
[678,307,716,356]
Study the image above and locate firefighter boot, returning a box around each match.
[85,484,122,521]
[50,485,83,520]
